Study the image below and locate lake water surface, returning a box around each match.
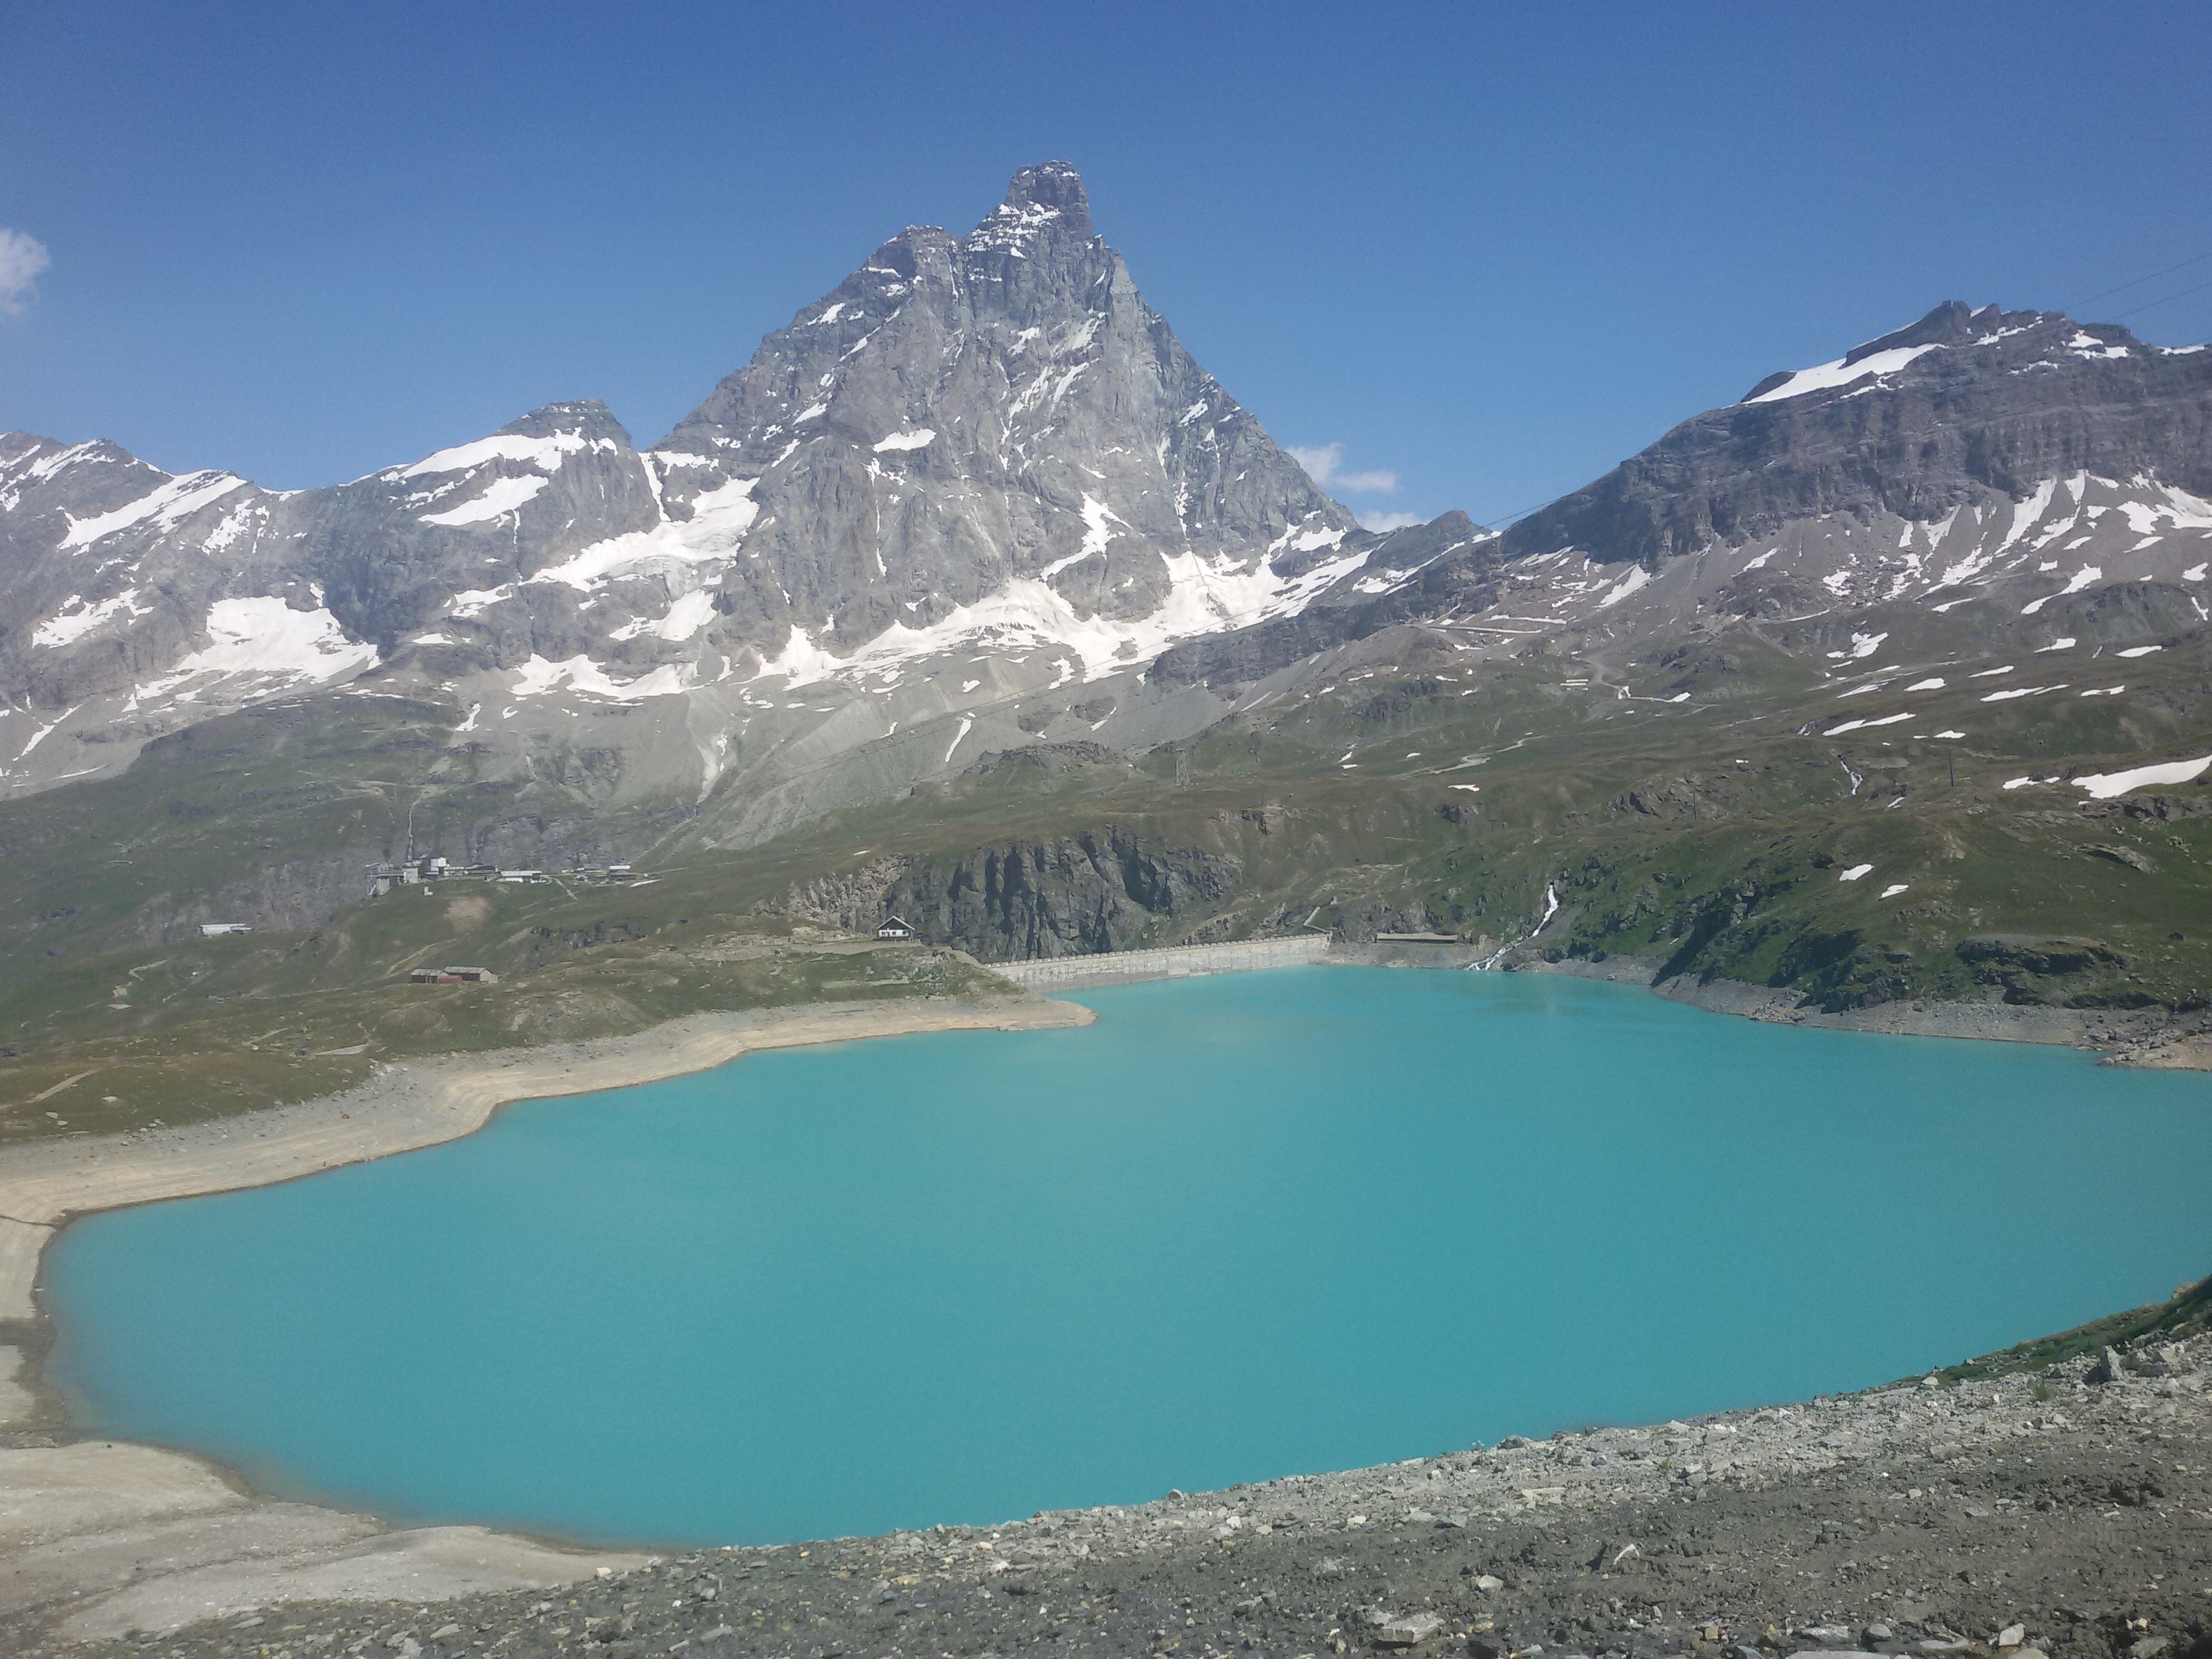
[46,968,2212,1547]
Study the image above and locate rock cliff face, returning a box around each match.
[1155,302,2212,699]
[1503,302,2212,567]
[658,161,1357,653]
[880,828,1241,960]
[1147,511,1496,685]
[0,163,1372,811]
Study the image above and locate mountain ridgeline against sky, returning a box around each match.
[0,163,1379,802]
[2,164,2211,965]
[1504,302,2212,568]
[656,161,1357,649]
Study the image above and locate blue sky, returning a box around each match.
[3,1,2208,527]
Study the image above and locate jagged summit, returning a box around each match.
[0,160,1370,804]
[975,159,1095,243]
[651,159,1355,653]
[1735,301,2150,407]
[1505,300,2211,567]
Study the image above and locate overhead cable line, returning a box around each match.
[2110,279,2212,323]
[2065,250,2212,314]
[1471,495,1561,532]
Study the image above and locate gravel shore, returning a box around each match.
[18,1324,2205,1659]
[0,994,1092,1645]
[2,980,2205,1655]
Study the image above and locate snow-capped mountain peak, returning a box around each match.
[0,163,1368,804]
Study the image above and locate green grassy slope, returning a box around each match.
[0,868,997,1143]
[3,599,2209,1146]
[741,608,2212,1008]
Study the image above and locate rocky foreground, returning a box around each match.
[31,1326,2211,1659]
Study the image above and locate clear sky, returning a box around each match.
[3,1,2208,528]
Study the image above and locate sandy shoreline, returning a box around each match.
[2,960,2203,1645]
[0,992,1092,1323]
[0,992,1092,1644]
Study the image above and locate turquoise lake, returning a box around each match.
[45,968,2212,1548]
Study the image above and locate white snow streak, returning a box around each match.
[508,654,695,701]
[400,430,609,478]
[61,472,249,548]
[33,588,150,648]
[1746,344,1940,405]
[420,473,548,525]
[1826,712,1913,736]
[1596,566,1652,609]
[750,540,1370,689]
[125,599,377,707]
[2072,756,2212,800]
[611,589,717,642]
[527,478,759,590]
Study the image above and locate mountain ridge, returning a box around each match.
[3,169,2211,1017]
[0,163,1380,815]
[1510,300,2212,570]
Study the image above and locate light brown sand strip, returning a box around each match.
[15,1071,100,1109]
[0,995,1090,1322]
[0,1441,647,1643]
[0,1218,52,1326]
[0,993,1091,1638]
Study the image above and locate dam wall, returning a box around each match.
[990,935,1332,989]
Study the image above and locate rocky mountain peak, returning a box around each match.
[496,399,636,448]
[648,160,1355,657]
[975,159,1095,244]
[1736,302,2146,406]
[0,161,1368,806]
[1512,299,2211,570]
[1841,299,2001,365]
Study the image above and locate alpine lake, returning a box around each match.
[45,967,2212,1549]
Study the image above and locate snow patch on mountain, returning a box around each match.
[421,473,549,525]
[397,429,613,479]
[2073,755,2212,799]
[33,588,153,648]
[1597,565,1652,608]
[525,478,760,591]
[872,429,936,453]
[61,470,248,548]
[447,586,514,618]
[510,654,697,701]
[125,598,377,708]
[1746,344,1941,405]
[611,589,718,643]
[754,541,1370,689]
